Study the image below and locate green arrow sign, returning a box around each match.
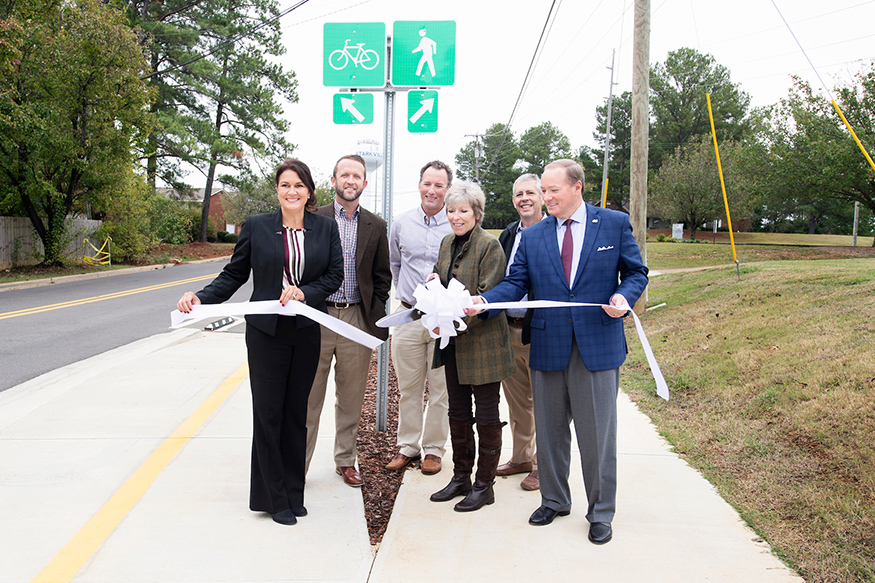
[408,91,438,133]
[391,21,456,87]
[323,23,386,88]
[333,93,374,124]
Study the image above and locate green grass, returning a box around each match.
[645,242,873,270]
[624,259,875,583]
[697,231,874,247]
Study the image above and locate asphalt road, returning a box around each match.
[0,261,252,392]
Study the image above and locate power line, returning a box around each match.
[769,0,834,99]
[483,0,561,175]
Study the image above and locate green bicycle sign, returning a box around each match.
[323,23,386,88]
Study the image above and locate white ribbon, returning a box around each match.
[409,280,669,401]
[169,300,384,351]
[413,278,473,349]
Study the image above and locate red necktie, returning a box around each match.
[561,219,573,284]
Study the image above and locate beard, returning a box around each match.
[336,185,364,202]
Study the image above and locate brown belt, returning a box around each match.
[401,301,414,310]
[326,301,360,309]
[506,315,525,327]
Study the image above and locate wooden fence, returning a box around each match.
[0,216,103,269]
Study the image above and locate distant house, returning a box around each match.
[157,187,240,234]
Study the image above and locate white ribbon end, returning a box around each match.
[171,309,193,328]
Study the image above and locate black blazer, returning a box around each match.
[196,209,344,336]
[498,219,533,345]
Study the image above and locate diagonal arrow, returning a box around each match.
[409,97,435,124]
[341,97,365,122]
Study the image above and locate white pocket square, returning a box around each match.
[597,246,614,251]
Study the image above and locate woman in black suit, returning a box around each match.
[177,158,343,526]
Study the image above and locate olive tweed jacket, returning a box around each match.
[432,225,515,386]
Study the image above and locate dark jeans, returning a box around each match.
[442,344,501,425]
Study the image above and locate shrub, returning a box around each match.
[217,230,239,243]
[95,170,153,262]
[149,196,193,245]
[184,208,218,242]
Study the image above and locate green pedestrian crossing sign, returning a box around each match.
[408,91,438,133]
[391,21,456,87]
[323,23,386,87]
[333,93,374,124]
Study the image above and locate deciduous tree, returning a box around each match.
[0,0,154,264]
[744,68,875,243]
[650,136,751,239]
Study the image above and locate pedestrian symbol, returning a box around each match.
[391,21,455,87]
[323,23,386,88]
[413,28,437,77]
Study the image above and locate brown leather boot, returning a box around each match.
[473,423,503,484]
[449,418,476,476]
[431,418,475,502]
[454,423,502,512]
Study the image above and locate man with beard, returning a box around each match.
[305,154,392,487]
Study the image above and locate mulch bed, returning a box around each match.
[357,350,405,546]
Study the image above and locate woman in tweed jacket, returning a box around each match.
[428,181,515,512]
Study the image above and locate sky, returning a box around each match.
[256,0,875,215]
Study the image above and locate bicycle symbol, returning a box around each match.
[329,39,380,71]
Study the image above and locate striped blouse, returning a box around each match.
[282,226,305,288]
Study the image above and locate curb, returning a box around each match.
[0,256,231,293]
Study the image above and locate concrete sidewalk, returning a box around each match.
[0,327,802,582]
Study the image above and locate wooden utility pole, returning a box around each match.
[630,0,650,311]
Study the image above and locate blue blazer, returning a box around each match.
[196,209,343,336]
[481,203,648,372]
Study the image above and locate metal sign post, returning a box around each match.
[324,22,455,431]
[374,35,396,432]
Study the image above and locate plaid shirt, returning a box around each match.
[327,201,361,303]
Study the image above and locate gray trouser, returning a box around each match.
[531,341,619,523]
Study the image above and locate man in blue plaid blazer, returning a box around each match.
[471,159,648,545]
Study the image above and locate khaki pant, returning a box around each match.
[390,316,448,458]
[501,322,537,466]
[305,305,374,471]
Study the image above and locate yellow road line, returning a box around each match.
[0,273,219,320]
[30,363,249,583]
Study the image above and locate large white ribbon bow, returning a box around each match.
[413,278,473,349]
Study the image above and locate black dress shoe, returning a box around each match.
[588,521,612,544]
[430,475,472,502]
[528,505,570,526]
[291,505,307,517]
[271,509,297,525]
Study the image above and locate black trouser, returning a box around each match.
[245,317,320,513]
[442,345,501,425]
